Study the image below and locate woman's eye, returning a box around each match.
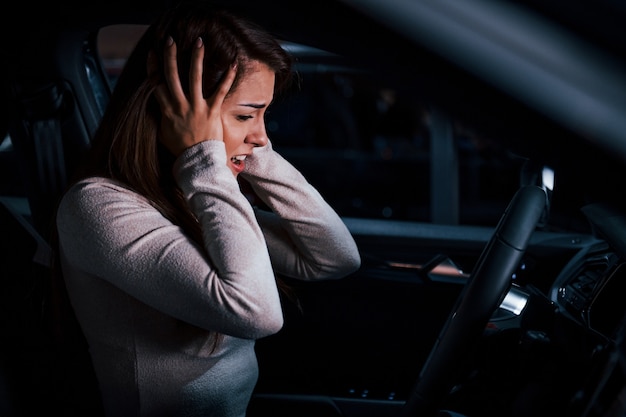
[237,115,253,121]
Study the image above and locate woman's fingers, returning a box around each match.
[210,63,238,108]
[163,36,185,106]
[189,37,205,107]
[152,36,237,155]
[202,63,237,141]
[188,36,236,112]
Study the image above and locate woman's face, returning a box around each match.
[221,60,275,176]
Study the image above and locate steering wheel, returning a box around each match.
[400,185,547,417]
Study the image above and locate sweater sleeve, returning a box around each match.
[56,140,282,339]
[240,140,361,280]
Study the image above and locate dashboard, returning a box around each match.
[548,202,626,342]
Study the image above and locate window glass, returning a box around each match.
[267,64,432,222]
[96,24,522,227]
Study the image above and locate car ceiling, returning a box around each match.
[3,0,626,167]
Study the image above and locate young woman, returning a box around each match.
[54,2,361,416]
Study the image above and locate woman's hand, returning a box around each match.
[153,36,237,157]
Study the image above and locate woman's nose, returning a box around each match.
[246,121,269,147]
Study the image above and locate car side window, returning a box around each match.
[96,24,523,227]
[266,66,432,221]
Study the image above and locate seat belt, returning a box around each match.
[11,81,71,236]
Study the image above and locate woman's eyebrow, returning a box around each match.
[238,103,267,109]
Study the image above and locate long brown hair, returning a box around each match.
[82,2,293,244]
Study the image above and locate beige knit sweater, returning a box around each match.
[56,140,361,417]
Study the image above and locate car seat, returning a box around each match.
[2,22,110,417]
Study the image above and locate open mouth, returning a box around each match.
[231,155,247,166]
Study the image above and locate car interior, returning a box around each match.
[2,0,626,416]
